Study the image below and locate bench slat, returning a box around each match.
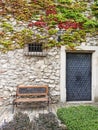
[14,97,48,103]
[17,93,47,96]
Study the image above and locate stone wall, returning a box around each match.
[0,47,60,104]
[0,37,98,105]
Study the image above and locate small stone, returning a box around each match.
[0,102,3,106]
[12,21,17,26]
[59,124,68,130]
[9,18,14,22]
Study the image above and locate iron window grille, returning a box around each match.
[24,43,47,56]
[28,43,42,52]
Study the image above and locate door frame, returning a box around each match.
[60,46,95,103]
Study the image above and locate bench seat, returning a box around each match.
[14,97,49,103]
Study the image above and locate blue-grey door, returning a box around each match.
[66,53,92,101]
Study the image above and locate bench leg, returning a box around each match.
[16,102,17,107]
[47,100,50,112]
[12,101,15,114]
[12,102,17,114]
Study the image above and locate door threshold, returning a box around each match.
[66,101,93,104]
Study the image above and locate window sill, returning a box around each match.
[24,52,47,57]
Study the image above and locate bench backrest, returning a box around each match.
[16,85,48,96]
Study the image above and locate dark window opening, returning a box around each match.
[28,43,43,52]
[58,35,61,42]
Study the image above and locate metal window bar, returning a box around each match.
[28,43,43,52]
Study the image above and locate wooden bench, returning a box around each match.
[13,85,49,112]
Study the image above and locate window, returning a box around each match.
[24,43,47,56]
[28,43,42,52]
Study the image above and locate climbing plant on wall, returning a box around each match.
[91,0,98,19]
[0,0,98,52]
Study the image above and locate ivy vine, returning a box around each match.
[0,0,98,52]
[91,0,98,19]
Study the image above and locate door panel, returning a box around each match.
[66,53,92,101]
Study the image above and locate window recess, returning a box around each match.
[24,43,47,56]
